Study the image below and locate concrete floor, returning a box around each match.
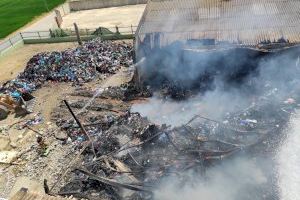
[61,4,146,32]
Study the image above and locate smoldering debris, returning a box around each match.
[70,83,151,101]
[52,69,299,200]
[137,42,300,100]
[49,44,300,200]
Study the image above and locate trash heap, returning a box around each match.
[20,39,133,85]
[0,39,133,98]
[51,82,299,200]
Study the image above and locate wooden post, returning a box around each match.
[115,26,120,34]
[63,100,96,157]
[74,23,82,45]
[131,25,134,35]
[8,38,13,46]
[61,5,66,16]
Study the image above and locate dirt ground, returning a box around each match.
[0,44,134,198]
[0,42,77,84]
[61,4,146,31]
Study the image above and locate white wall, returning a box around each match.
[69,0,147,11]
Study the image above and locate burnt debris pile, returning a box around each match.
[55,76,300,200]
[50,43,300,200]
[138,42,300,100]
[51,84,150,142]
[0,39,133,98]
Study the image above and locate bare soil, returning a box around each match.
[61,4,146,31]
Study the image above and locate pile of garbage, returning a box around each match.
[0,39,133,99]
[20,39,133,85]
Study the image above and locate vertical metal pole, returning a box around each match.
[74,23,82,45]
[38,32,41,39]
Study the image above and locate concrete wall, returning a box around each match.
[69,0,147,11]
[57,3,71,16]
[23,34,134,44]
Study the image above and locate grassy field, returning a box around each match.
[0,0,66,39]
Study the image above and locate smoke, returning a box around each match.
[131,87,250,126]
[133,4,300,197]
[132,41,300,199]
[154,156,274,200]
[277,112,300,200]
[134,45,300,121]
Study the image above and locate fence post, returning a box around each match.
[49,29,54,38]
[61,5,66,16]
[8,38,13,46]
[37,32,41,39]
[74,23,82,45]
[20,32,23,40]
[115,26,120,34]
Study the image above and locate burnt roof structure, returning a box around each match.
[135,0,300,48]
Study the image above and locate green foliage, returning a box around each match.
[93,27,114,36]
[0,0,66,39]
[50,28,69,38]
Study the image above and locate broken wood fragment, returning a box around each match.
[76,168,153,193]
[63,100,96,158]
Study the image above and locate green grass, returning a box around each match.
[0,0,66,39]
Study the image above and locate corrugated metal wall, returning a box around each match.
[136,0,300,47]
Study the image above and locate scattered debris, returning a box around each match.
[0,39,133,120]
[0,93,35,120]
[16,113,44,130]
[48,76,299,200]
[36,136,49,157]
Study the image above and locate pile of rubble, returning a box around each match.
[0,39,133,98]
[47,80,299,200]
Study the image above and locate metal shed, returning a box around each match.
[135,0,300,49]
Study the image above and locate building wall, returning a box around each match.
[69,0,147,11]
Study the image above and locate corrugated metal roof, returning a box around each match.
[136,0,300,46]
